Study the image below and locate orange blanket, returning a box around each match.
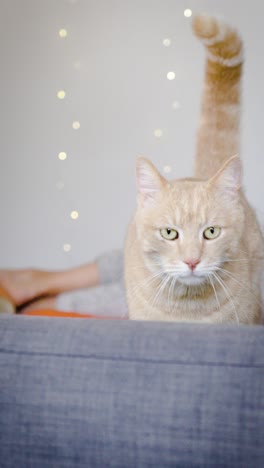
[23,309,122,319]
[0,287,123,319]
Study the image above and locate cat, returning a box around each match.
[124,14,264,324]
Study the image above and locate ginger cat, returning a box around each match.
[124,15,264,324]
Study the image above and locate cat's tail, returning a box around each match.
[192,14,243,179]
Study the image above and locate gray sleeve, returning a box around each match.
[96,249,124,285]
[56,282,128,318]
[56,249,127,317]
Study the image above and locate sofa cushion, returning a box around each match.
[0,315,263,467]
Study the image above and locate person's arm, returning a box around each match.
[19,251,125,314]
[0,263,100,312]
[46,262,100,295]
[96,249,124,284]
[0,249,124,308]
[47,249,124,295]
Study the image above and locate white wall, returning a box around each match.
[0,0,263,269]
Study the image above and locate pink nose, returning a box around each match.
[184,259,200,271]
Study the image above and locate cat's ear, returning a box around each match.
[208,155,242,199]
[136,156,166,207]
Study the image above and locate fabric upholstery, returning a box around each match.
[0,315,263,467]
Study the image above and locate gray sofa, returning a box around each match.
[0,314,263,467]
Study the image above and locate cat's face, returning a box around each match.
[135,156,244,287]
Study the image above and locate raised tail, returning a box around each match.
[192,14,243,179]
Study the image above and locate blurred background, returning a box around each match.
[0,0,263,270]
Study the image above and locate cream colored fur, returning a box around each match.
[124,15,264,324]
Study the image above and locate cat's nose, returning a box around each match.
[184,259,200,271]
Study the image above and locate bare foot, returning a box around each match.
[0,269,51,307]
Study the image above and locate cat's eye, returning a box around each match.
[203,226,221,240]
[160,228,179,240]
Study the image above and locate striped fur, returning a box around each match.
[192,15,243,179]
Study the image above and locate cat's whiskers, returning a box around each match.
[215,266,262,308]
[157,265,191,313]
[149,273,171,311]
[208,274,221,311]
[129,262,183,310]
[168,275,178,312]
[129,268,165,303]
[211,272,239,324]
[223,257,264,264]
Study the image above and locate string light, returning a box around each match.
[73,61,81,69]
[56,4,77,253]
[57,90,66,99]
[70,210,79,220]
[72,121,80,130]
[163,165,172,174]
[154,129,163,138]
[172,100,181,109]
[184,9,192,17]
[54,7,185,254]
[58,151,67,161]
[59,28,68,38]
[163,38,171,47]
[56,181,65,190]
[167,71,176,80]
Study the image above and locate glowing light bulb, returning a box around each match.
[154,129,163,138]
[163,38,171,47]
[72,121,80,130]
[73,61,81,69]
[184,9,192,18]
[172,100,181,109]
[56,181,65,190]
[58,152,67,161]
[57,90,66,99]
[167,71,176,80]
[163,165,172,174]
[70,211,79,220]
[63,243,72,252]
[59,28,68,38]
